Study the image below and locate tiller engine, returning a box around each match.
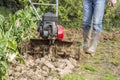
[29,0,64,44]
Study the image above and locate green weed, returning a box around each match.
[94,60,100,64]
[111,58,120,66]
[103,71,118,80]
[82,64,98,73]
[61,73,86,80]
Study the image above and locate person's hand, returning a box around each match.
[110,0,117,7]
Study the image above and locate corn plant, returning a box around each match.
[0,15,24,80]
[0,5,38,79]
[0,47,9,80]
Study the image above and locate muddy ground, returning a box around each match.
[7,28,120,80]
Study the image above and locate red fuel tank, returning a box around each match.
[57,25,64,40]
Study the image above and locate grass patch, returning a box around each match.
[61,73,86,80]
[97,51,105,55]
[81,64,98,73]
[94,60,100,64]
[103,71,118,80]
[111,58,120,66]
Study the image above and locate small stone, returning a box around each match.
[54,62,66,69]
[42,66,50,73]
[40,57,46,63]
[19,78,27,80]
[41,71,49,77]
[58,68,72,75]
[69,58,77,66]
[65,59,74,69]
[15,66,22,72]
[35,58,41,64]
[44,61,55,70]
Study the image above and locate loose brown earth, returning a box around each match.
[7,28,120,80]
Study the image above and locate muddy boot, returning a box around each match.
[81,29,91,50]
[86,31,100,56]
[80,29,92,56]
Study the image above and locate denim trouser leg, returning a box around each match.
[82,0,93,31]
[93,0,106,32]
[82,0,106,32]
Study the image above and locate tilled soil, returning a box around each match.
[8,54,77,80]
[7,28,120,80]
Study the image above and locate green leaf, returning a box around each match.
[0,15,5,26]
[0,40,6,50]
[0,50,5,58]
[0,61,9,69]
[16,53,25,64]
[8,40,17,51]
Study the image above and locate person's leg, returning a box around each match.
[87,0,106,54]
[93,0,106,32]
[82,0,93,50]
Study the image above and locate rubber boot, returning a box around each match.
[86,31,100,56]
[80,29,92,57]
[81,29,92,51]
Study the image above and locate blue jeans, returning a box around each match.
[82,0,106,32]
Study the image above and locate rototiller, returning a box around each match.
[29,0,64,44]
